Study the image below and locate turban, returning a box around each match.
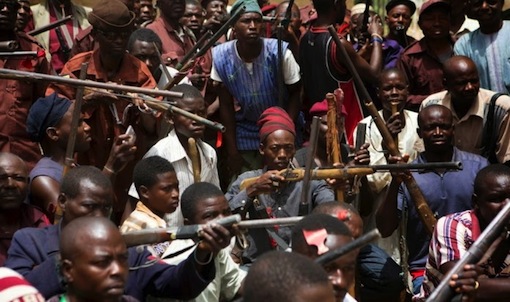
[88,0,135,31]
[230,0,262,17]
[26,93,72,142]
[258,107,295,142]
[309,99,348,117]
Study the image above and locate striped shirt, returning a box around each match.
[120,202,169,257]
[418,210,510,299]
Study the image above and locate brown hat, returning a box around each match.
[419,0,450,16]
[88,0,136,31]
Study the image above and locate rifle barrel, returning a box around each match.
[195,6,246,58]
[0,40,18,51]
[315,229,381,265]
[138,94,226,132]
[174,30,213,71]
[122,215,304,247]
[426,201,510,302]
[369,162,462,171]
[0,68,184,99]
[28,15,73,36]
[0,51,38,57]
[237,216,303,228]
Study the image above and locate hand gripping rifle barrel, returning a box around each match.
[122,215,303,247]
[426,201,510,302]
[327,25,438,235]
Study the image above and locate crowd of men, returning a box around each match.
[1,0,510,301]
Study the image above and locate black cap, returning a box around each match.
[385,0,417,15]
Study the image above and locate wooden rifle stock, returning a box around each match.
[327,26,437,234]
[326,92,344,202]
[122,215,303,247]
[426,201,510,302]
[188,137,201,183]
[239,162,462,191]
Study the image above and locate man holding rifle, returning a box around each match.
[225,106,334,263]
[377,105,489,294]
[46,0,157,220]
[212,0,302,180]
[5,166,232,300]
[418,164,510,300]
[0,0,51,170]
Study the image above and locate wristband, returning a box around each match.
[103,166,117,174]
[370,37,383,44]
[194,250,213,265]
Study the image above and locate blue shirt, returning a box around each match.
[397,148,489,270]
[4,224,215,301]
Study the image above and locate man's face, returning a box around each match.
[60,180,113,223]
[130,40,160,76]
[159,0,186,21]
[234,12,263,43]
[93,27,132,57]
[275,2,302,32]
[418,107,454,153]
[137,0,155,23]
[475,173,510,227]
[15,0,30,31]
[205,0,226,19]
[465,0,502,23]
[378,71,408,115]
[56,103,92,153]
[65,229,129,302]
[418,8,450,39]
[0,155,27,210]
[0,1,20,31]
[142,172,179,217]
[180,4,204,33]
[385,4,412,36]
[189,195,231,225]
[322,234,358,302]
[171,97,206,139]
[445,59,480,104]
[260,130,296,170]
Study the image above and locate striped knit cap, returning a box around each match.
[257,106,295,142]
[0,267,45,302]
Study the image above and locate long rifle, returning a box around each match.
[357,0,372,46]
[276,0,294,107]
[28,15,73,36]
[426,201,510,302]
[327,26,437,234]
[300,117,321,214]
[122,215,303,247]
[0,51,38,57]
[55,63,88,224]
[240,162,462,191]
[171,5,245,73]
[0,68,184,99]
[315,229,381,265]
